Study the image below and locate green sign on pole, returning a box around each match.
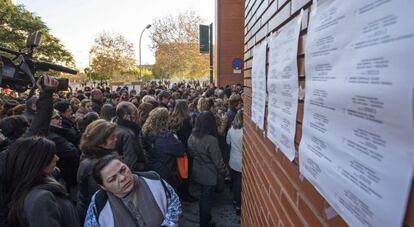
[199,25,209,53]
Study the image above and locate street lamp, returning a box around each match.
[139,24,151,81]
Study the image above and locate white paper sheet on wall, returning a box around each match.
[299,0,414,226]
[267,10,303,161]
[251,41,267,130]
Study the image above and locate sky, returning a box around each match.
[14,0,215,69]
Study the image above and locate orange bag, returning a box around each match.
[176,154,188,179]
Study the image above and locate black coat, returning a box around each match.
[48,126,80,187]
[61,117,81,146]
[76,157,100,222]
[116,119,146,171]
[23,185,80,227]
[175,117,192,151]
[91,99,102,114]
[26,91,54,137]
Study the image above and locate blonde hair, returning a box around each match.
[80,119,117,155]
[232,109,243,129]
[142,95,156,104]
[229,94,242,108]
[142,107,169,136]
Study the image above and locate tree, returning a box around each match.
[89,32,137,81]
[150,10,209,80]
[0,0,74,66]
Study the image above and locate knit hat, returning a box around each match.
[54,101,71,113]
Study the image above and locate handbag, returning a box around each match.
[176,154,188,179]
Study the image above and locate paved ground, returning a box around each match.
[179,182,241,227]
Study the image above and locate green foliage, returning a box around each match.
[0,0,74,67]
[90,32,137,81]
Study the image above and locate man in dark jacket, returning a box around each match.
[54,100,81,146]
[48,110,80,188]
[91,89,103,114]
[158,90,171,110]
[115,101,146,171]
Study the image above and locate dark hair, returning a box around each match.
[78,111,99,133]
[53,100,71,113]
[76,94,86,101]
[92,154,122,185]
[192,111,217,138]
[169,99,189,131]
[5,137,63,227]
[0,115,29,140]
[148,88,155,96]
[100,104,114,121]
[158,90,171,101]
[109,91,120,99]
[204,88,215,98]
[115,102,134,120]
[137,102,155,126]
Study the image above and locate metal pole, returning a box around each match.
[139,24,151,81]
[88,50,92,85]
[209,23,213,84]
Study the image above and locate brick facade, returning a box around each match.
[215,0,245,87]
[241,0,414,226]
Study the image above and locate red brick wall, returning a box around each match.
[215,0,245,87]
[241,0,414,226]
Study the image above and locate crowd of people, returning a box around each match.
[0,77,244,227]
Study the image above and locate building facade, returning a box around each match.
[215,0,245,87]
[241,0,414,226]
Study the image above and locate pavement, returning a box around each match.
[179,182,241,227]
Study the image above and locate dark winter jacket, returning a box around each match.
[26,91,54,137]
[61,117,81,146]
[48,126,80,187]
[175,117,192,151]
[116,119,146,171]
[142,132,184,183]
[22,184,80,227]
[188,134,229,186]
[91,99,102,114]
[23,108,36,123]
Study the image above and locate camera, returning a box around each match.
[0,31,77,92]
